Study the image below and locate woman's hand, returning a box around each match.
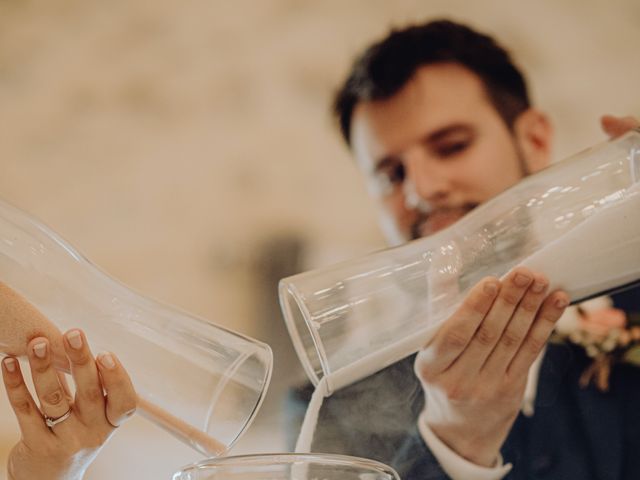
[2,329,136,480]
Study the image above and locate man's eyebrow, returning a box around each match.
[373,154,400,173]
[373,123,474,170]
[426,123,473,143]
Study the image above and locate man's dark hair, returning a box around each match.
[334,20,530,145]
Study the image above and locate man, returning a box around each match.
[293,19,640,480]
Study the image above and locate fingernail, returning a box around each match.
[4,358,16,373]
[484,281,498,295]
[514,273,532,287]
[98,353,116,369]
[66,330,83,350]
[555,297,569,309]
[531,280,547,294]
[33,342,47,359]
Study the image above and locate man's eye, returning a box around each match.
[385,163,405,184]
[436,141,469,157]
[373,163,405,196]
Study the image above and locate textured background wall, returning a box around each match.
[1,0,639,478]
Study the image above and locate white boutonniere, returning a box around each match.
[551,296,640,392]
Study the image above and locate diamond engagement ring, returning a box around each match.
[44,409,72,428]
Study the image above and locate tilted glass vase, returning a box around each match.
[0,199,272,456]
[280,129,640,394]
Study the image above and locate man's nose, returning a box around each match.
[404,151,450,208]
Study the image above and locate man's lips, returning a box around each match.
[413,205,477,238]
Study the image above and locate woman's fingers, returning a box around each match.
[2,357,51,441]
[63,329,135,430]
[63,329,106,423]
[27,337,74,433]
[56,371,73,402]
[6,331,135,437]
[96,352,137,428]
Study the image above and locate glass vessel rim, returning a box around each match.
[175,452,399,476]
[278,280,328,386]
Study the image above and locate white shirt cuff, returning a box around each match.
[522,345,546,417]
[417,410,512,480]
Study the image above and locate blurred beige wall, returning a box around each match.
[1,0,639,478]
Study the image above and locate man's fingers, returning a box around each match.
[508,291,569,377]
[481,273,549,375]
[415,276,501,381]
[601,114,639,139]
[450,267,534,374]
[2,357,51,441]
[96,352,136,428]
[63,329,106,422]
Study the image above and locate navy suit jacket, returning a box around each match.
[288,287,640,479]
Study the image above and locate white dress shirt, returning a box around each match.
[417,346,546,480]
[416,301,601,480]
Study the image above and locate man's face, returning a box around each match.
[350,63,541,244]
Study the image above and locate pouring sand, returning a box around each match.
[294,185,640,451]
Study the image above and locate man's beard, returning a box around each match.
[406,145,534,290]
[406,137,532,242]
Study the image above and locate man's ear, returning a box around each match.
[513,109,553,174]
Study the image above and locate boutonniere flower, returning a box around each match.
[551,296,640,392]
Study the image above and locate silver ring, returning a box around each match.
[44,409,72,428]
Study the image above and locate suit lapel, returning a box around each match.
[534,343,623,480]
[571,349,624,480]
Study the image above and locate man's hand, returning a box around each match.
[414,267,568,467]
[601,114,639,138]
